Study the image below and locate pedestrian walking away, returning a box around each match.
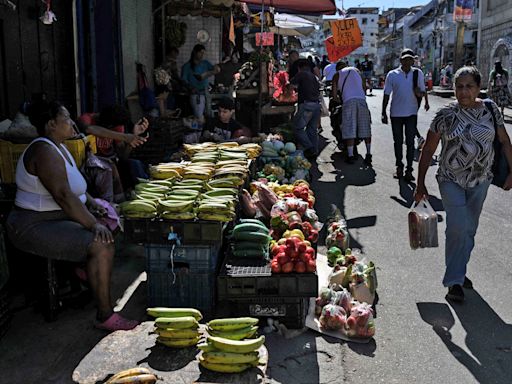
[382,48,430,181]
[290,59,321,161]
[360,54,374,95]
[332,61,372,165]
[488,60,511,116]
[414,66,512,303]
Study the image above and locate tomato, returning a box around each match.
[271,261,281,273]
[276,253,290,265]
[306,259,317,272]
[282,262,294,273]
[297,242,307,254]
[294,261,306,273]
[305,246,316,259]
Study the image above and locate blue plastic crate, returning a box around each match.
[145,244,219,316]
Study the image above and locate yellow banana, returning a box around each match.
[161,212,196,220]
[108,373,158,384]
[158,200,195,213]
[105,367,152,383]
[209,325,258,340]
[207,335,265,354]
[157,336,199,348]
[155,327,200,339]
[202,351,259,364]
[147,307,202,320]
[155,316,198,329]
[199,357,253,373]
[197,342,217,352]
[197,213,235,222]
[207,317,259,331]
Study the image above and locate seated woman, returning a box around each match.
[6,100,138,331]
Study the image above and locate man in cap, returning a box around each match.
[382,48,429,182]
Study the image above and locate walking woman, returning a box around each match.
[488,60,511,115]
[415,66,512,302]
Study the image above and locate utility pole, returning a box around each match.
[454,20,465,70]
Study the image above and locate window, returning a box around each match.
[362,18,368,24]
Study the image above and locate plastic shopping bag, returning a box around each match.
[408,199,438,249]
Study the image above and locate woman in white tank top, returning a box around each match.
[6,100,138,332]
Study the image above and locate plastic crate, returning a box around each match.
[145,244,219,316]
[124,219,225,245]
[224,297,309,329]
[0,136,96,184]
[217,257,318,300]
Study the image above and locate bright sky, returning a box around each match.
[337,0,430,12]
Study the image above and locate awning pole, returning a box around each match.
[257,0,264,133]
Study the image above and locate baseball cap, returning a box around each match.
[400,49,415,60]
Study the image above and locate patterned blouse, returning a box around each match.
[430,100,504,188]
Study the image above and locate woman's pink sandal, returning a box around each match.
[95,313,139,332]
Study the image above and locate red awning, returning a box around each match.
[241,0,336,15]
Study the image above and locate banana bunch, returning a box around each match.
[150,308,202,348]
[120,199,158,219]
[197,325,265,374]
[149,163,184,180]
[183,142,218,157]
[197,200,235,222]
[217,142,240,150]
[105,367,158,384]
[240,143,262,159]
[206,177,243,189]
[219,148,248,162]
[183,163,215,180]
[206,317,259,340]
[191,150,219,164]
[231,220,271,259]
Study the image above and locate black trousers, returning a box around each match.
[391,115,417,172]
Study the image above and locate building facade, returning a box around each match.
[346,8,379,64]
[478,0,512,86]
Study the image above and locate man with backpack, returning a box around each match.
[382,48,429,182]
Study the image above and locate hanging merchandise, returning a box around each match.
[165,19,187,48]
[40,0,57,25]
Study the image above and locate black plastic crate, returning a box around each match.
[222,297,309,329]
[124,219,225,245]
[145,244,220,317]
[147,269,215,318]
[145,244,220,273]
[217,257,318,300]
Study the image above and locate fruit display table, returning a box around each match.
[72,322,268,384]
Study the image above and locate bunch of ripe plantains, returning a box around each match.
[198,317,265,373]
[147,307,203,348]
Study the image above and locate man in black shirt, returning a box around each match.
[288,50,321,79]
[360,54,374,95]
[290,59,321,160]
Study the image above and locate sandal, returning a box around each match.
[95,313,139,332]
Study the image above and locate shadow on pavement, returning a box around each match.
[265,332,321,384]
[417,294,512,384]
[311,133,377,253]
[390,179,444,214]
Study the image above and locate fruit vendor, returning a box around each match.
[202,97,252,143]
[181,44,221,125]
[6,99,138,332]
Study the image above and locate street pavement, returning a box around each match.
[297,90,512,384]
[1,92,512,384]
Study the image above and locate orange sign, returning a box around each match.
[325,36,358,62]
[329,18,362,50]
[256,32,274,47]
